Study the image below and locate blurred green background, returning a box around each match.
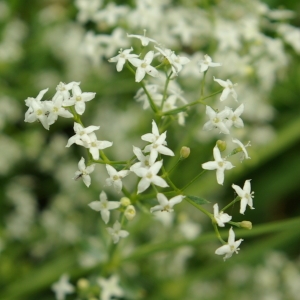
[0,0,300,299]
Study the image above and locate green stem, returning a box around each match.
[221,196,240,212]
[182,170,206,191]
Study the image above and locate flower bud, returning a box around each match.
[120,197,131,207]
[216,140,226,152]
[125,205,136,221]
[180,146,190,159]
[240,221,252,230]
[77,278,89,290]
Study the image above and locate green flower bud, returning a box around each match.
[180,146,190,159]
[125,205,136,221]
[77,278,89,290]
[120,197,131,207]
[240,221,252,230]
[216,140,226,152]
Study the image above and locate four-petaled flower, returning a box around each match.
[108,47,139,72]
[198,54,222,72]
[225,104,244,129]
[63,85,96,115]
[73,157,95,187]
[131,160,169,194]
[51,274,74,300]
[97,274,124,300]
[232,180,255,214]
[215,227,243,261]
[106,220,129,244]
[213,203,232,227]
[202,145,234,185]
[232,139,251,161]
[88,191,121,224]
[129,51,159,82]
[105,165,130,193]
[142,120,174,165]
[203,106,231,134]
[150,193,184,213]
[127,30,158,46]
[214,77,238,102]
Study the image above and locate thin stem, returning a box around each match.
[182,170,206,191]
[185,196,212,219]
[221,196,240,212]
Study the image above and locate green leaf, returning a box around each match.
[186,195,210,205]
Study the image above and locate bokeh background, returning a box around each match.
[0,0,300,299]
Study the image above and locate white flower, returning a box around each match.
[130,146,152,170]
[141,120,174,164]
[105,165,130,193]
[213,203,232,227]
[225,104,244,129]
[202,145,234,185]
[108,47,139,72]
[198,54,222,72]
[106,220,129,244]
[127,30,158,46]
[203,106,231,134]
[45,94,73,125]
[131,160,169,194]
[155,46,190,75]
[51,274,74,300]
[129,51,159,82]
[88,191,121,224]
[215,227,243,261]
[98,274,124,300]
[63,85,96,115]
[24,88,49,130]
[80,132,113,160]
[232,180,255,214]
[232,139,251,160]
[54,81,80,101]
[150,193,184,213]
[66,122,100,147]
[214,77,238,102]
[73,157,95,187]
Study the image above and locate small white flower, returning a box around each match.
[54,81,80,101]
[215,227,243,261]
[88,191,121,224]
[142,120,174,164]
[225,104,244,129]
[130,146,152,170]
[51,274,74,300]
[198,54,222,72]
[213,203,232,227]
[63,85,96,115]
[232,139,251,160]
[232,180,255,214]
[203,106,231,134]
[202,145,234,185]
[24,88,50,130]
[127,30,158,46]
[214,77,238,102]
[73,157,95,187]
[45,94,73,125]
[155,46,190,75]
[129,51,159,82]
[150,193,184,213]
[105,165,130,193]
[106,220,129,244]
[108,47,139,72]
[80,132,113,160]
[131,160,169,194]
[66,122,100,147]
[98,274,124,300]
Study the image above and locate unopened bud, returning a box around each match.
[240,221,252,230]
[125,205,136,221]
[120,197,131,207]
[180,146,190,159]
[216,140,226,152]
[77,278,89,290]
